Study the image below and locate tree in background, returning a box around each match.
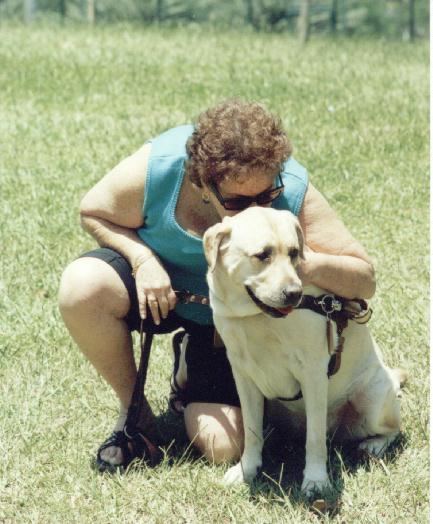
[297,0,310,42]
[86,0,94,23]
[23,0,36,22]
[408,0,416,39]
[5,0,427,40]
[330,0,338,32]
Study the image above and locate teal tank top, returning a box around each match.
[137,125,309,325]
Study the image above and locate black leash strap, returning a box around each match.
[123,290,209,438]
[123,320,153,437]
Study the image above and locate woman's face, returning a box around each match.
[206,172,280,218]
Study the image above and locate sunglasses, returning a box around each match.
[209,174,285,211]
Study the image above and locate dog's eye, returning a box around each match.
[255,249,271,262]
[289,248,299,259]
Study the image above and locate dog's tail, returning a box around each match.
[393,367,408,388]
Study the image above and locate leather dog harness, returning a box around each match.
[275,294,372,401]
[297,294,372,377]
[171,290,373,402]
[124,289,373,453]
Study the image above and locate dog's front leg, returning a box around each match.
[223,371,264,486]
[301,361,331,496]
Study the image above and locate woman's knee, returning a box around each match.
[184,403,244,464]
[58,257,130,320]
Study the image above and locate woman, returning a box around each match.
[58,100,375,471]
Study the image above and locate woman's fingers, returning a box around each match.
[147,294,161,325]
[140,292,171,325]
[138,290,175,324]
[134,260,177,324]
[167,289,177,310]
[139,288,147,320]
[158,295,170,320]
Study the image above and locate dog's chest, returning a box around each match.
[216,315,317,400]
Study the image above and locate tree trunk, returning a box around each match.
[87,0,95,24]
[408,0,416,40]
[298,0,311,43]
[155,0,163,22]
[245,0,254,26]
[24,0,36,23]
[330,0,338,33]
[59,0,66,20]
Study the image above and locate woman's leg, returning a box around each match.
[184,403,244,463]
[58,256,154,465]
[177,325,244,463]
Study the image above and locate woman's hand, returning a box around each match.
[135,256,177,325]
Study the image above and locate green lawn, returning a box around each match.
[0,23,429,523]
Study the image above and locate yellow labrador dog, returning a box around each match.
[203,207,404,495]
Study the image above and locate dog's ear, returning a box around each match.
[295,221,305,260]
[203,218,232,272]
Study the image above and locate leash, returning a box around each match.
[122,289,210,464]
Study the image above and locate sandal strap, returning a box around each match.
[96,429,160,470]
[96,431,130,464]
[122,427,161,467]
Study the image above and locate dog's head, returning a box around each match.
[203,207,304,318]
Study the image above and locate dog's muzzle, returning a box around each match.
[245,285,302,318]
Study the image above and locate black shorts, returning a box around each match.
[79,247,240,408]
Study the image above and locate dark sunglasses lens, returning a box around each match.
[224,197,252,211]
[257,187,284,205]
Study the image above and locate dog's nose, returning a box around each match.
[282,285,302,306]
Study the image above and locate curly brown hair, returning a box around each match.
[185,100,292,188]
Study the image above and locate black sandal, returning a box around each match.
[96,322,163,473]
[96,429,161,472]
[169,330,189,415]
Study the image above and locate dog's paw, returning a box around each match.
[222,462,259,486]
[301,476,331,497]
[358,436,389,458]
[223,463,247,486]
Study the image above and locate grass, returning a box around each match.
[0,22,429,523]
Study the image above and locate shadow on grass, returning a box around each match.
[244,428,408,516]
[155,409,407,517]
[90,407,407,517]
[154,406,204,466]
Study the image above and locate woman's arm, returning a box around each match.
[297,183,376,299]
[79,143,177,323]
[79,143,152,267]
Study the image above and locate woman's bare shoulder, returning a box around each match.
[80,143,152,228]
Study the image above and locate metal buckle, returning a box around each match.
[353,307,373,324]
[175,289,189,304]
[317,294,342,316]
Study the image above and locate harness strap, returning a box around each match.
[277,389,303,402]
[175,289,210,306]
[296,294,369,378]
[326,317,348,377]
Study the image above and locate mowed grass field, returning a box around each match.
[0,23,429,523]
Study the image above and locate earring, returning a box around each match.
[202,192,210,204]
